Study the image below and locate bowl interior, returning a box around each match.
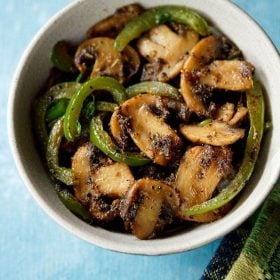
[8,0,280,255]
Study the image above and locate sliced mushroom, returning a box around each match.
[199,60,254,91]
[74,37,140,83]
[86,4,144,38]
[137,25,199,82]
[72,142,134,222]
[228,105,248,126]
[109,108,132,150]
[180,120,245,146]
[175,145,232,221]
[180,36,222,115]
[119,94,184,165]
[215,102,235,122]
[121,178,180,239]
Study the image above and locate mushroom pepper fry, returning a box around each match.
[114,5,209,51]
[185,79,265,215]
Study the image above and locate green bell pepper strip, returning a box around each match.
[45,98,69,123]
[46,118,73,186]
[90,114,151,166]
[126,81,180,100]
[33,82,81,151]
[64,77,127,142]
[185,79,265,215]
[57,189,92,222]
[114,5,209,52]
[199,118,212,127]
[96,101,118,112]
[50,41,74,72]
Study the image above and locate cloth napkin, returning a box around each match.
[201,179,280,280]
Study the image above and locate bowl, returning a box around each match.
[8,0,280,255]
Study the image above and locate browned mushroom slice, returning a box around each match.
[109,108,131,150]
[228,106,248,126]
[215,103,235,122]
[175,145,232,222]
[121,178,180,239]
[137,25,199,82]
[199,60,254,91]
[180,120,245,146]
[74,37,140,83]
[181,36,223,115]
[120,94,183,165]
[72,142,134,222]
[86,4,144,38]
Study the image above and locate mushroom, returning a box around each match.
[74,37,140,83]
[180,35,252,116]
[137,24,199,82]
[228,105,248,126]
[121,178,180,239]
[180,120,245,146]
[175,145,232,222]
[86,4,144,38]
[199,60,254,91]
[115,94,184,165]
[109,108,132,150]
[72,142,135,222]
[180,36,222,115]
[215,102,235,123]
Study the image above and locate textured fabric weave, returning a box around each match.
[201,181,280,280]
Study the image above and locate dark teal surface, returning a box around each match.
[1,1,279,279]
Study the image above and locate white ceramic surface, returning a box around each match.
[8,0,280,255]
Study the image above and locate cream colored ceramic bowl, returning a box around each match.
[8,0,280,255]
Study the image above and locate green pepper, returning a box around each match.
[45,98,69,123]
[96,101,118,112]
[126,81,180,100]
[46,118,73,186]
[90,114,151,166]
[114,5,209,51]
[199,118,212,127]
[33,82,81,151]
[64,77,127,142]
[50,41,74,72]
[57,189,92,222]
[185,79,265,215]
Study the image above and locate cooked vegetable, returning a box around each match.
[215,103,235,123]
[119,94,184,165]
[64,76,126,142]
[72,142,126,222]
[46,118,73,186]
[90,114,151,166]
[121,178,180,239]
[87,4,144,38]
[51,41,74,72]
[175,145,232,221]
[74,37,140,83]
[137,25,199,81]
[180,120,245,146]
[126,81,180,100]
[45,98,69,123]
[33,4,266,240]
[185,79,264,215]
[199,60,254,91]
[33,82,81,150]
[114,5,209,51]
[57,189,92,221]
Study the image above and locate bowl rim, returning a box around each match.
[7,0,280,255]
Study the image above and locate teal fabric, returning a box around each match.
[1,1,279,279]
